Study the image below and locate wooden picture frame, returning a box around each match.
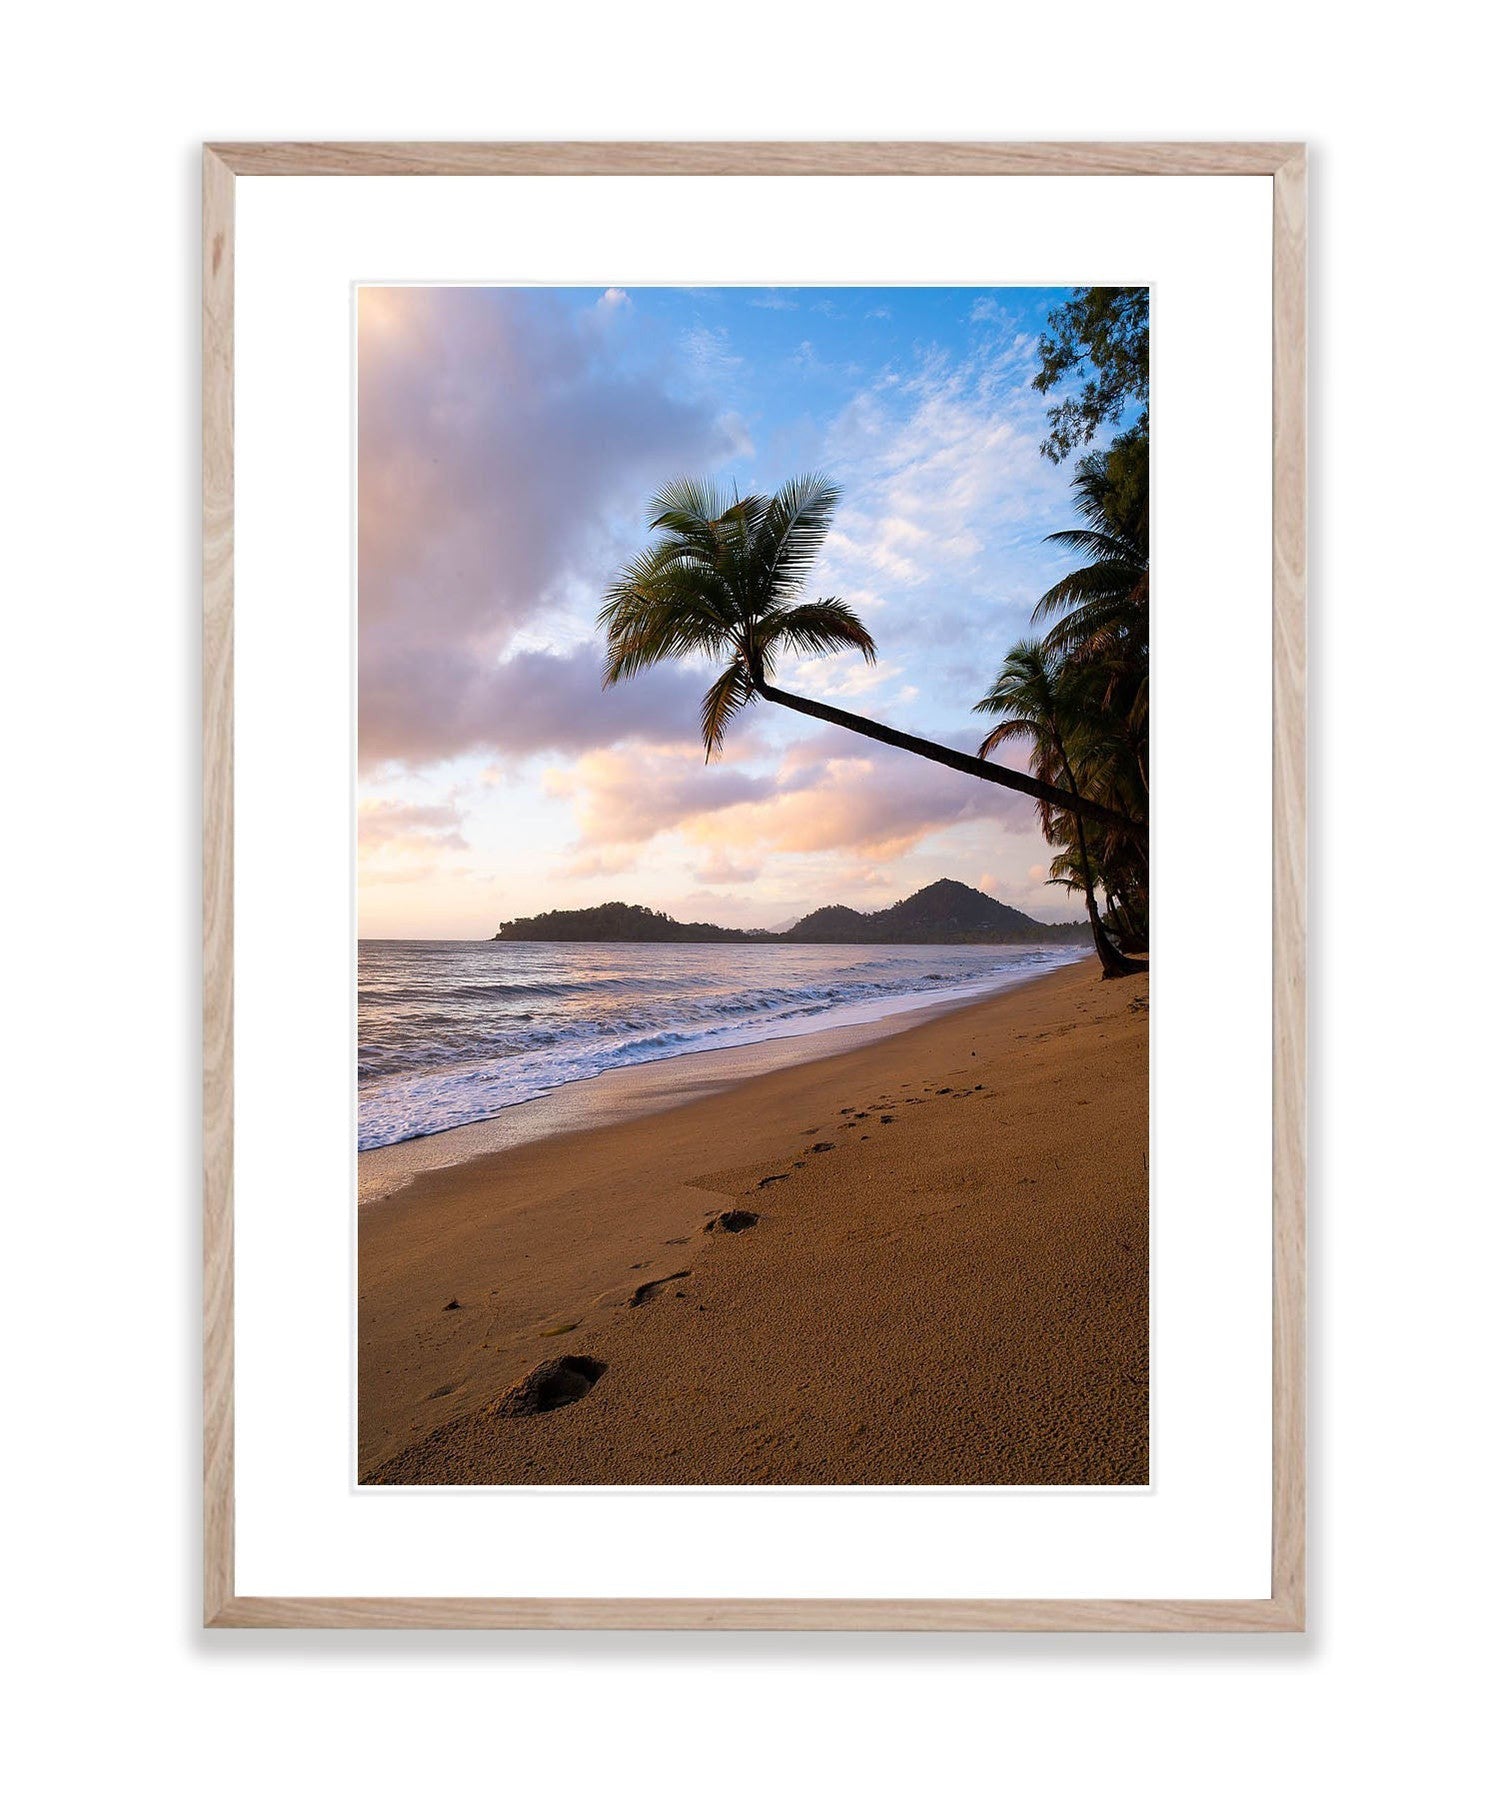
[203,140,1306,1630]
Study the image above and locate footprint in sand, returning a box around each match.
[490,1355,607,1418]
[757,1172,789,1188]
[628,1270,692,1307]
[704,1209,759,1234]
[810,1142,835,1153]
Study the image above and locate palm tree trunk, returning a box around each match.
[1078,857,1133,976]
[1113,889,1148,951]
[1051,741,1147,979]
[755,678,1140,835]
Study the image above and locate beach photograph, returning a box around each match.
[357,283,1150,1485]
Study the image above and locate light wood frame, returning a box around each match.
[203,140,1306,1631]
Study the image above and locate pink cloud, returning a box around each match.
[556,729,1033,869]
[694,852,762,885]
[547,745,775,845]
[358,288,738,770]
[358,798,467,853]
[359,642,708,770]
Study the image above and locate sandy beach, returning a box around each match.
[359,958,1148,1485]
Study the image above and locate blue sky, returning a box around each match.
[358,284,1103,936]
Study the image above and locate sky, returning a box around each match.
[357,283,1098,939]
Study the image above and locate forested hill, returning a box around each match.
[493,882,1090,945]
[781,879,1087,943]
[490,901,764,943]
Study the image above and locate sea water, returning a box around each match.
[357,938,1090,1150]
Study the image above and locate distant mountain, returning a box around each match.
[781,879,1083,944]
[493,881,1089,946]
[780,904,868,942]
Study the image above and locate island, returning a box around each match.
[492,879,1090,946]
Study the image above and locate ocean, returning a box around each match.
[357,938,1090,1151]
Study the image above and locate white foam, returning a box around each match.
[358,942,1091,1149]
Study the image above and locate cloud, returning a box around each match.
[825,333,1054,551]
[555,727,1034,870]
[358,287,738,769]
[558,846,642,881]
[796,333,1075,721]
[547,744,776,845]
[359,641,710,769]
[356,286,1091,936]
[748,293,798,311]
[790,657,907,702]
[790,339,861,380]
[825,389,1042,589]
[358,798,468,852]
[694,852,761,885]
[686,747,1030,862]
[681,323,743,381]
[358,797,472,886]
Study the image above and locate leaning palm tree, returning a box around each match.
[599,474,1135,832]
[974,639,1145,978]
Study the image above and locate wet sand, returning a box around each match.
[359,958,1149,1485]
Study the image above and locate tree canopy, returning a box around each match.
[1033,287,1149,463]
[597,473,874,759]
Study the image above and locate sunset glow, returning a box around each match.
[358,285,1092,938]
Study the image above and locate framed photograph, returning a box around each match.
[204,141,1305,1629]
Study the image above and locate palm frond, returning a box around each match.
[599,471,875,761]
[1041,527,1143,565]
[698,662,755,760]
[648,477,731,534]
[975,716,1034,759]
[597,554,734,685]
[642,478,735,582]
[753,473,843,600]
[764,596,876,664]
[1066,449,1147,555]
[1031,559,1139,622]
[973,641,1064,782]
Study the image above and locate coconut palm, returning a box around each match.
[1033,431,1149,668]
[599,474,1135,832]
[1011,425,1151,954]
[974,640,1145,978]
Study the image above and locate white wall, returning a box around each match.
[4,5,1493,1793]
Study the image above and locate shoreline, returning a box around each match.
[359,950,1090,1204]
[359,958,1149,1485]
